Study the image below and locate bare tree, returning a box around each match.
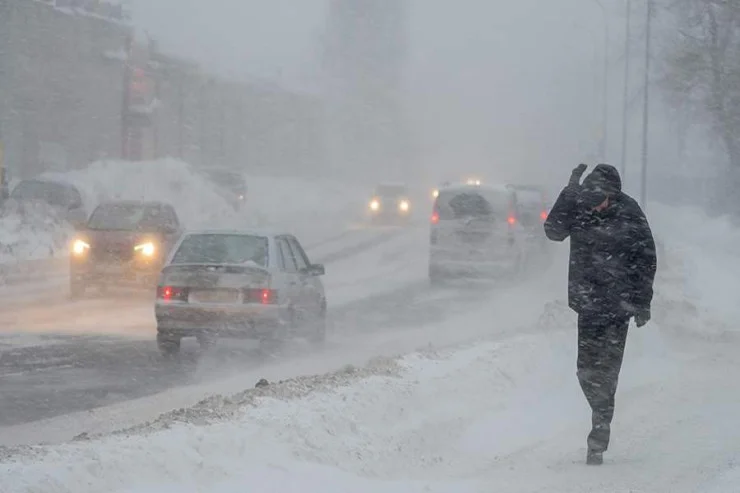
[662,0,740,202]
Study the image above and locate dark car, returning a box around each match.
[8,178,87,226]
[69,200,182,298]
[200,167,247,212]
[367,183,412,224]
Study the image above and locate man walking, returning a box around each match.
[544,163,657,465]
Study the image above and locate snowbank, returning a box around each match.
[0,159,368,264]
[0,313,702,492]
[649,202,740,331]
[0,201,70,264]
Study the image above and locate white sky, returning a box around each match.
[131,1,667,191]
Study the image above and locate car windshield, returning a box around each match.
[11,180,72,208]
[171,234,269,266]
[374,184,407,197]
[87,203,149,231]
[436,190,510,220]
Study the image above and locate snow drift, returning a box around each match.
[0,159,368,263]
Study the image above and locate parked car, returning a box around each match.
[200,167,247,212]
[8,178,87,226]
[69,200,182,298]
[155,230,327,357]
[428,183,529,284]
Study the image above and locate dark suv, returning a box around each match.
[69,200,182,298]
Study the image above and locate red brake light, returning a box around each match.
[431,212,439,224]
[157,286,187,302]
[244,288,277,305]
[540,210,548,220]
[507,216,517,225]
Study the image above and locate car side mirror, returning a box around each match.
[307,264,325,276]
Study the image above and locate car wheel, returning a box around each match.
[70,279,86,300]
[157,331,181,358]
[308,307,327,345]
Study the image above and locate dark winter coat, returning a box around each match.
[544,164,657,316]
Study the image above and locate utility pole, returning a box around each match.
[589,0,609,162]
[620,0,631,180]
[600,9,609,162]
[640,0,652,209]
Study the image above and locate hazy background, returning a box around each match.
[130,0,713,200]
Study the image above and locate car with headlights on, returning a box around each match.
[367,183,412,224]
[154,230,327,357]
[69,200,182,298]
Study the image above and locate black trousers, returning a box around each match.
[577,310,630,452]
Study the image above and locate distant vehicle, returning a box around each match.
[154,230,327,357]
[200,167,247,211]
[69,200,182,298]
[428,183,528,284]
[368,183,412,224]
[506,184,550,249]
[8,178,87,226]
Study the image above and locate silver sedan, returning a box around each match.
[154,230,326,357]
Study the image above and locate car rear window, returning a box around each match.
[436,190,510,220]
[171,234,269,266]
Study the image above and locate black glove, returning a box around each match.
[634,308,651,327]
[569,164,588,187]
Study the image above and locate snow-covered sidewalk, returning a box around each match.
[2,308,734,493]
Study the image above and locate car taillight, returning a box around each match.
[244,288,277,305]
[431,211,439,224]
[507,216,517,225]
[157,286,188,302]
[540,210,548,221]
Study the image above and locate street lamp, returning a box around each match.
[589,0,609,163]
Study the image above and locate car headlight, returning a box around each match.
[369,199,380,211]
[399,200,410,212]
[432,189,439,198]
[72,239,90,256]
[134,242,156,257]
